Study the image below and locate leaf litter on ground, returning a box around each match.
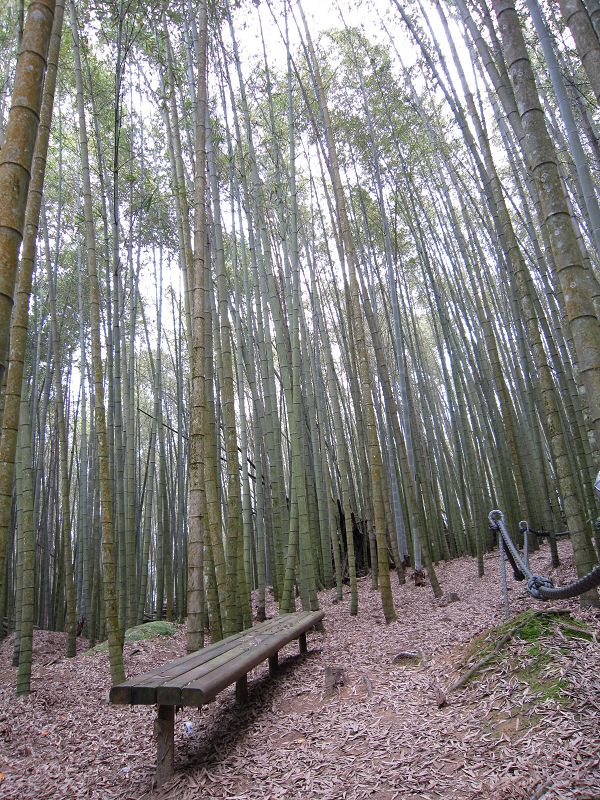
[0,540,598,800]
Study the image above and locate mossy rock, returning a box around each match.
[124,621,177,641]
[88,621,177,653]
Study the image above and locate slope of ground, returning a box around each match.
[0,541,599,800]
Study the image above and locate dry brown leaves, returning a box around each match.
[0,542,599,800]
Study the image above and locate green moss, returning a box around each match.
[560,624,594,641]
[483,625,573,742]
[542,679,569,701]
[516,666,569,703]
[525,641,550,662]
[87,620,177,653]
[560,615,588,629]
[515,615,547,641]
[463,609,545,665]
[470,609,592,650]
[515,639,570,706]
[458,610,592,695]
[517,650,550,689]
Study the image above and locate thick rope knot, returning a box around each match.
[527,575,553,600]
[492,507,600,606]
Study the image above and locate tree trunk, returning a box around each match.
[187,0,208,654]
[70,0,124,678]
[0,0,55,387]
[561,0,600,105]
[494,0,600,605]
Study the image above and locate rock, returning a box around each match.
[391,651,422,666]
[88,620,177,654]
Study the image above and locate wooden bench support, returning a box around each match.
[235,674,248,704]
[111,611,324,787]
[155,704,175,787]
[268,652,278,676]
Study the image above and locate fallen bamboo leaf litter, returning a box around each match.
[0,541,598,800]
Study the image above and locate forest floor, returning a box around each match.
[1,541,599,800]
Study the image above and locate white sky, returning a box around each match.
[230,0,476,92]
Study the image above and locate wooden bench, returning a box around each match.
[110,609,324,786]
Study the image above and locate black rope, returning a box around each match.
[536,566,600,600]
[496,529,525,581]
[489,509,600,602]
[526,527,571,540]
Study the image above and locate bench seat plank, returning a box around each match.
[156,636,273,706]
[177,613,323,705]
[110,611,323,706]
[113,618,293,705]
[111,616,284,697]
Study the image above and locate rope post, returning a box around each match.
[490,510,510,618]
[519,521,529,572]
[499,533,510,619]
[593,519,600,565]
[549,530,560,569]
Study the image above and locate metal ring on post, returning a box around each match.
[489,509,503,529]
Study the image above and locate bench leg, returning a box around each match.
[268,653,278,676]
[299,632,307,654]
[236,674,248,704]
[155,704,175,787]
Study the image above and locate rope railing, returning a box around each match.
[523,526,572,540]
[488,510,600,611]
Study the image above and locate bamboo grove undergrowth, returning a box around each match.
[1,0,600,689]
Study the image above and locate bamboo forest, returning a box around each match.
[1,0,600,796]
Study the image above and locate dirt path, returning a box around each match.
[1,542,599,799]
